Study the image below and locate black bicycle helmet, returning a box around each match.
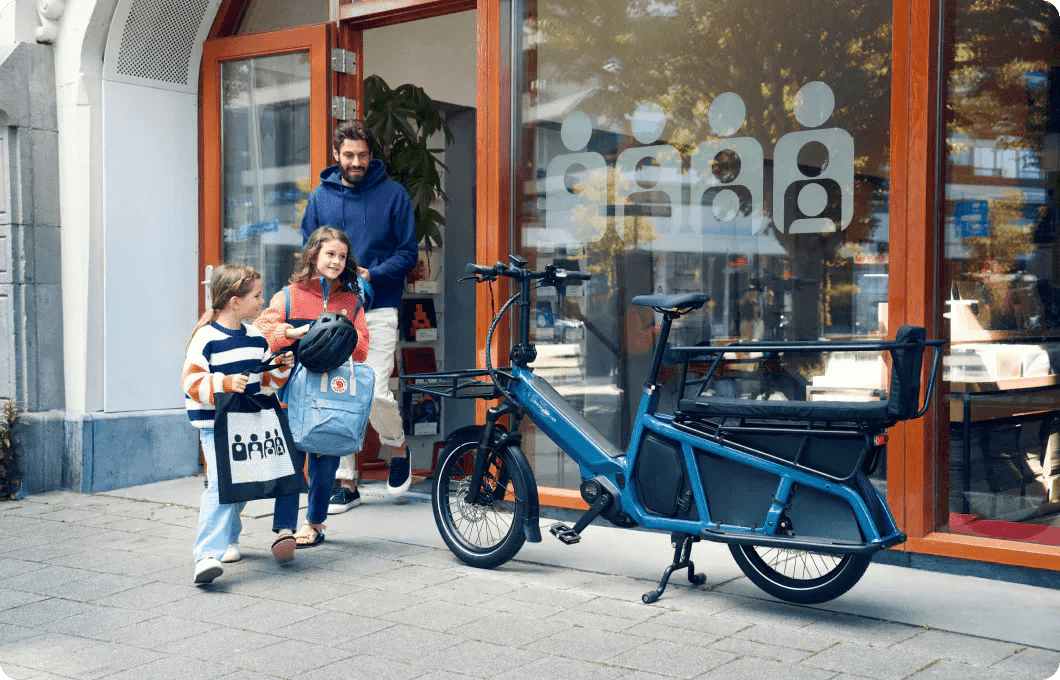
[296,312,358,373]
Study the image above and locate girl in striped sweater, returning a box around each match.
[183,265,294,583]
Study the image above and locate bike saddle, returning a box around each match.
[631,293,711,314]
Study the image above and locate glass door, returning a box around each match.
[202,24,333,303]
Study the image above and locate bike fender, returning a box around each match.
[503,443,542,543]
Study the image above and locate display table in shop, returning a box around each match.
[950,374,1060,516]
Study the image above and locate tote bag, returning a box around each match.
[287,358,375,455]
[213,383,307,505]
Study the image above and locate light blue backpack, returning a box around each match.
[286,357,376,455]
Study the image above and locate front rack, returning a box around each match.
[399,368,513,401]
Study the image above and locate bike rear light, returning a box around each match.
[874,434,888,446]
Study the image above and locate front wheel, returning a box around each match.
[728,544,871,605]
[432,430,528,569]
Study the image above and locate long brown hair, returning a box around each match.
[290,227,361,294]
[185,264,261,352]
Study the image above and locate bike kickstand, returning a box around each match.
[642,533,707,604]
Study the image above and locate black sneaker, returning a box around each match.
[327,486,361,514]
[387,454,412,495]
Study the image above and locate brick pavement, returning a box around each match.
[1,484,1059,680]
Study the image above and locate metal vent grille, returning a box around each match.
[114,0,210,86]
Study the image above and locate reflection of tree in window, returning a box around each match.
[523,0,894,339]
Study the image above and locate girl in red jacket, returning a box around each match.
[256,227,370,555]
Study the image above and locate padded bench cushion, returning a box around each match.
[677,396,890,423]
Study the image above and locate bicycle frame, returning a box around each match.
[412,255,945,603]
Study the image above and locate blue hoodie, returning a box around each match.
[300,159,418,310]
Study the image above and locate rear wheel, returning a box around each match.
[729,544,871,604]
[432,430,528,569]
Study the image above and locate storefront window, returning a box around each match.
[942,1,1060,541]
[513,0,894,489]
[221,51,311,300]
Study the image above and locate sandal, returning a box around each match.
[271,534,296,563]
[294,523,325,549]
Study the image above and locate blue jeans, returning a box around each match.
[194,428,245,562]
[273,452,340,531]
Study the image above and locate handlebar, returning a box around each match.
[463,260,592,286]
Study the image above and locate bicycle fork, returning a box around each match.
[466,401,543,543]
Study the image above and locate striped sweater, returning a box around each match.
[182,322,291,428]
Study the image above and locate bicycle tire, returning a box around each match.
[432,429,528,569]
[729,544,871,604]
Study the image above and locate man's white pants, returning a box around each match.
[336,306,406,482]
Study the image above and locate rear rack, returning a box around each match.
[400,368,513,401]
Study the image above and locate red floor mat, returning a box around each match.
[949,513,1060,546]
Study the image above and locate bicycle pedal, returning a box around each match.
[549,523,581,544]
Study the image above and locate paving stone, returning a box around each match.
[607,638,738,678]
[621,620,730,647]
[38,606,154,637]
[91,581,198,610]
[351,624,462,663]
[0,588,46,613]
[710,635,816,663]
[989,646,1060,678]
[0,597,89,627]
[412,639,544,676]
[320,586,424,615]
[8,638,164,680]
[733,622,850,653]
[904,658,1026,679]
[1,565,93,594]
[449,610,572,647]
[0,622,38,645]
[798,613,923,648]
[696,656,838,679]
[44,572,136,603]
[205,598,324,634]
[379,596,494,632]
[711,599,837,631]
[549,605,650,633]
[226,638,350,676]
[528,626,650,663]
[414,580,500,605]
[249,575,350,606]
[270,610,391,648]
[508,584,597,609]
[156,626,287,663]
[801,641,940,680]
[295,653,426,680]
[481,591,567,619]
[311,554,400,579]
[91,654,232,680]
[93,614,218,649]
[887,628,1023,667]
[331,574,427,595]
[378,563,464,588]
[494,654,632,680]
[510,562,598,590]
[81,551,177,577]
[0,557,40,579]
[157,589,261,620]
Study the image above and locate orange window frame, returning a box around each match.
[889,0,1060,571]
[199,24,332,282]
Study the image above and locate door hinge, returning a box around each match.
[332,96,357,120]
[331,48,357,75]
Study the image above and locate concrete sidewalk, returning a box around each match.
[0,476,1058,680]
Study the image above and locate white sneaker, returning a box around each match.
[220,544,241,563]
[194,557,223,584]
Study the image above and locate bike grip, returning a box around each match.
[465,263,495,276]
[554,268,592,281]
